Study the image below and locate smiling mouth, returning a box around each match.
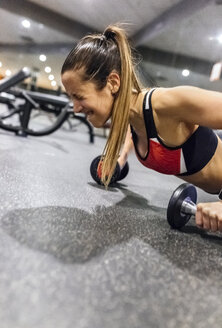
[86,111,93,116]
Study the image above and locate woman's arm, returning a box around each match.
[153,86,222,129]
[153,86,222,232]
[118,125,134,168]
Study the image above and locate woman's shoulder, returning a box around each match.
[137,85,200,116]
[150,86,193,115]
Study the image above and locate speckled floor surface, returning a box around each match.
[0,123,221,328]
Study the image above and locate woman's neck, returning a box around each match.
[129,89,147,127]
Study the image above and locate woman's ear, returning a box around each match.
[107,71,120,95]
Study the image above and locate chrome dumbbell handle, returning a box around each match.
[181,197,197,216]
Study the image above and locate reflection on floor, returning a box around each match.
[0,127,221,328]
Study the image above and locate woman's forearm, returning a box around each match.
[118,125,134,168]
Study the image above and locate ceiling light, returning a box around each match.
[182,69,190,77]
[51,81,57,87]
[39,54,47,62]
[218,35,222,44]
[5,69,12,76]
[45,66,51,73]
[48,74,54,81]
[210,61,222,81]
[22,19,31,28]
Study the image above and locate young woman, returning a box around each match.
[61,24,222,232]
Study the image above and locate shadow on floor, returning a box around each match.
[1,187,222,280]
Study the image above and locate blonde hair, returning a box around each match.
[61,24,143,188]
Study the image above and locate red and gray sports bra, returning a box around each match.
[130,88,218,176]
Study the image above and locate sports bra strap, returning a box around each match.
[143,88,157,139]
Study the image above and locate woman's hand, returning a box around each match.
[196,201,222,232]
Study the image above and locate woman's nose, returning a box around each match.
[73,100,83,113]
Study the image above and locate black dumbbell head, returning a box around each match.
[118,161,129,181]
[167,183,197,229]
[90,155,103,185]
[90,155,121,185]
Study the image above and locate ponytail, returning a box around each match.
[101,25,142,187]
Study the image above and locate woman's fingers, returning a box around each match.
[196,201,222,232]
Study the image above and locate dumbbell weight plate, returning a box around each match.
[117,161,129,181]
[90,155,121,185]
[167,183,197,229]
[90,155,103,184]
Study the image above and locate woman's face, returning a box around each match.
[61,68,120,128]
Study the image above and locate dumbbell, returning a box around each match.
[90,155,129,185]
[167,183,197,229]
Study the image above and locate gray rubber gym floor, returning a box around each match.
[0,123,221,328]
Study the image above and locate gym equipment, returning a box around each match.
[167,183,197,229]
[90,155,129,185]
[0,69,94,142]
[118,160,129,181]
[0,67,31,92]
[0,89,94,140]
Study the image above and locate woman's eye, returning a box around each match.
[72,95,84,101]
